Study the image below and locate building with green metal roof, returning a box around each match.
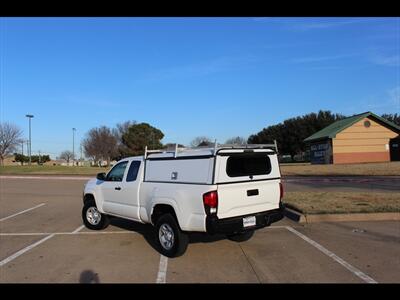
[303,112,400,164]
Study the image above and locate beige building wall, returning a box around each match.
[332,117,399,163]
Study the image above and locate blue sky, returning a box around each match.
[1,17,399,159]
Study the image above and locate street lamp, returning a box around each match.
[25,114,34,165]
[72,128,76,166]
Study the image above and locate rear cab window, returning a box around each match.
[226,153,271,177]
[126,161,141,182]
[214,149,280,184]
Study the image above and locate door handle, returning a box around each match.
[115,187,121,191]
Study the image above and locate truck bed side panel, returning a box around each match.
[139,182,215,232]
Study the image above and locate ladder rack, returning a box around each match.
[144,140,278,159]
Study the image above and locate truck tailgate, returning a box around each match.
[213,149,281,219]
[216,179,280,219]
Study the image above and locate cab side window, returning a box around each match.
[126,161,141,182]
[106,161,128,182]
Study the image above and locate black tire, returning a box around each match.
[227,230,254,242]
[155,214,189,258]
[82,200,109,230]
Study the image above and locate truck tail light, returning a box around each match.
[203,190,218,215]
[279,182,284,200]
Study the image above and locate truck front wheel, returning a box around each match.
[82,200,109,230]
[155,214,189,258]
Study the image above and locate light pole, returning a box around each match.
[25,114,34,166]
[21,141,24,166]
[80,144,83,165]
[72,128,76,166]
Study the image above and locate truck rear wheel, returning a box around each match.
[82,200,109,230]
[227,230,254,242]
[155,214,189,258]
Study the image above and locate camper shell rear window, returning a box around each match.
[226,153,271,177]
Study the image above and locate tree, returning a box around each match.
[15,153,50,165]
[122,123,164,156]
[382,113,400,126]
[82,126,119,166]
[31,154,50,165]
[14,153,28,165]
[163,143,186,149]
[248,110,346,159]
[0,122,23,165]
[59,150,74,163]
[190,136,213,147]
[113,120,137,159]
[225,136,247,145]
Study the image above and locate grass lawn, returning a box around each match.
[280,161,400,176]
[0,165,107,175]
[283,191,400,214]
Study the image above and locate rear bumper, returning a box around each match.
[206,203,284,235]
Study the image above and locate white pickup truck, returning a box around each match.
[82,144,284,257]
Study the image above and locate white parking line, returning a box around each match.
[156,255,168,284]
[285,226,378,284]
[71,225,85,234]
[0,234,55,267]
[0,225,95,267]
[0,203,46,222]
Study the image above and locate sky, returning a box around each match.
[1,17,399,159]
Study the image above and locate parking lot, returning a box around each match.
[0,176,399,283]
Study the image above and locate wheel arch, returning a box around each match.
[83,193,95,205]
[151,203,181,229]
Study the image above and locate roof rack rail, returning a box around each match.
[144,140,279,159]
[214,141,278,154]
[144,144,187,159]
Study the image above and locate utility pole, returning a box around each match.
[21,141,24,166]
[38,150,41,165]
[25,114,34,165]
[80,144,83,166]
[72,128,76,166]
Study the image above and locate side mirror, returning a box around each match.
[96,172,106,181]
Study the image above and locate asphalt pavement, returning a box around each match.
[0,177,399,283]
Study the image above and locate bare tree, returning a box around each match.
[59,150,74,163]
[82,126,118,167]
[0,122,23,165]
[115,121,137,139]
[190,136,213,147]
[113,120,137,159]
[225,136,247,145]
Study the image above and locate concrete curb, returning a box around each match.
[284,207,400,223]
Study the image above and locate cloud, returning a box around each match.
[369,54,400,67]
[292,53,358,63]
[307,66,345,71]
[135,55,260,84]
[252,17,378,31]
[388,86,400,105]
[47,96,122,108]
[262,41,320,49]
[290,19,370,31]
[364,86,400,112]
[252,17,272,22]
